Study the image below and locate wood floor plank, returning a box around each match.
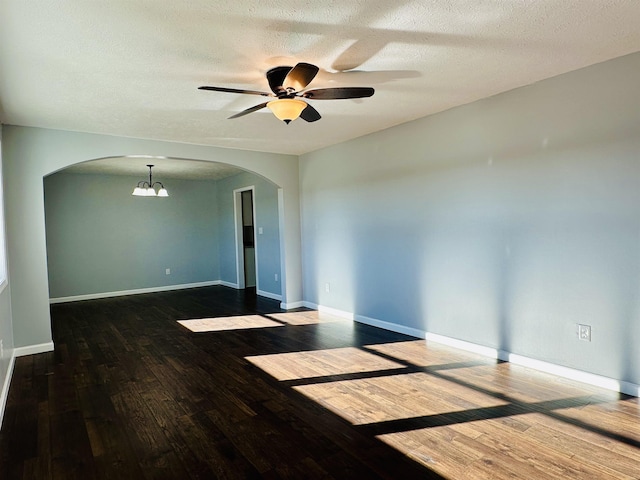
[50,410,98,480]
[109,386,188,479]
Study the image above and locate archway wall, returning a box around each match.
[2,125,302,348]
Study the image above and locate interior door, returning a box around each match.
[241,189,256,289]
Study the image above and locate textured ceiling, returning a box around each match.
[1,1,640,157]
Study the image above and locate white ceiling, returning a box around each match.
[1,0,640,158]
[62,156,245,181]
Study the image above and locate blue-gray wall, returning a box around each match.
[217,171,282,295]
[300,52,640,386]
[44,172,220,298]
[43,169,283,300]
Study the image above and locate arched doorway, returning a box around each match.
[44,156,284,303]
[3,126,302,351]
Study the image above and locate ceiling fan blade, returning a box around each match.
[283,63,319,91]
[300,104,321,123]
[228,102,269,119]
[266,66,292,94]
[302,87,374,100]
[198,86,273,97]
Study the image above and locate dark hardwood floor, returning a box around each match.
[1,286,638,479]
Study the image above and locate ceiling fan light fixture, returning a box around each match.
[199,62,374,123]
[267,98,307,124]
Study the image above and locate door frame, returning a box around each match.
[233,185,259,290]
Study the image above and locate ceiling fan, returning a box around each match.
[198,62,374,124]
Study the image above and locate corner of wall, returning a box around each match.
[0,350,16,430]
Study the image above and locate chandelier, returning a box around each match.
[132,164,168,197]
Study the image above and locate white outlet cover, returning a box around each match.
[578,324,591,341]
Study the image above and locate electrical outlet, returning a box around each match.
[325,282,331,293]
[165,268,171,275]
[274,273,278,282]
[577,324,591,342]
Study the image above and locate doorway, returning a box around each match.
[234,186,258,291]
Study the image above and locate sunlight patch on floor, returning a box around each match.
[293,372,508,425]
[245,346,404,381]
[265,310,346,325]
[177,315,282,332]
[367,340,603,404]
[377,428,487,479]
[367,340,489,367]
[377,406,640,480]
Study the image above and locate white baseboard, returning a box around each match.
[0,352,16,429]
[301,302,356,320]
[355,313,425,339]
[14,342,55,357]
[425,332,639,398]
[280,301,305,310]
[319,305,354,320]
[257,290,282,301]
[49,281,222,304]
[307,303,425,339]
[1,342,55,428]
[619,381,640,398]
[302,301,317,310]
[49,281,283,306]
[425,332,505,359]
